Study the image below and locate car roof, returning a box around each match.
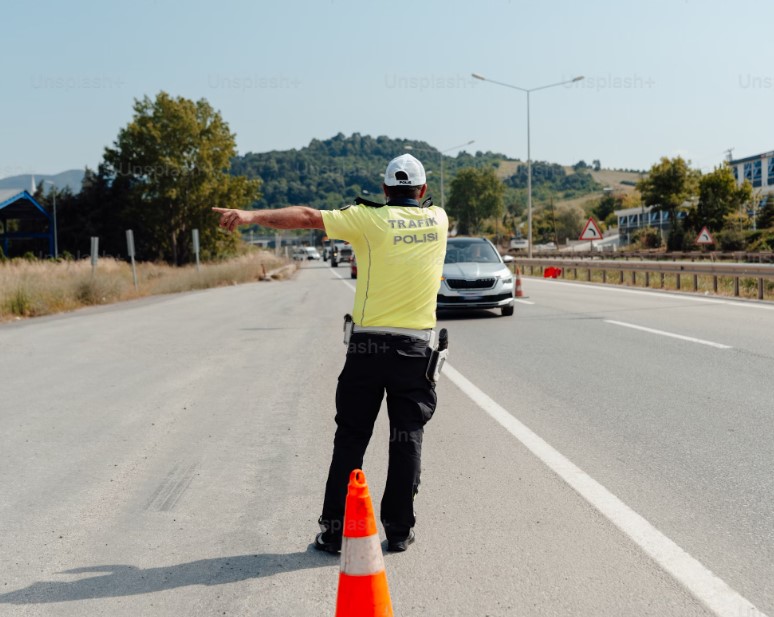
[448,237,489,243]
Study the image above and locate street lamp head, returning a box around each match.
[572,76,585,82]
[471,73,486,81]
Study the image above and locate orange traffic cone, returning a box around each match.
[335,470,393,617]
[515,266,524,298]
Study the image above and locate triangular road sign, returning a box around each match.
[695,226,715,245]
[579,217,603,241]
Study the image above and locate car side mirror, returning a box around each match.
[502,254,514,263]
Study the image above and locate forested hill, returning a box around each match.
[230,132,600,212]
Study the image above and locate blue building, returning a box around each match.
[615,205,687,246]
[0,189,54,257]
[728,150,774,195]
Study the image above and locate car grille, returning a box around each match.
[445,278,496,290]
[437,292,512,304]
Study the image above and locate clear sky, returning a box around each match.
[2,0,773,178]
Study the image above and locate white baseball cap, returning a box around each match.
[384,153,427,186]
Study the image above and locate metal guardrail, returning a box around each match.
[504,249,774,263]
[511,257,774,300]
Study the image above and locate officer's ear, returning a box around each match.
[382,183,389,198]
[419,184,428,198]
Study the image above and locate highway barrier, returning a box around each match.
[512,258,774,301]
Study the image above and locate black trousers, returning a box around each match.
[320,333,437,540]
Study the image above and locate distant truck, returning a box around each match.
[330,242,353,267]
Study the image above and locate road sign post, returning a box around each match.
[90,237,99,277]
[192,229,201,272]
[695,226,715,247]
[579,217,603,252]
[126,229,138,290]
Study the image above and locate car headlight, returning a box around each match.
[496,269,513,284]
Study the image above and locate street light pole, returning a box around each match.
[42,180,59,258]
[472,73,584,258]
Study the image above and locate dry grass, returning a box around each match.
[586,169,642,191]
[0,251,292,322]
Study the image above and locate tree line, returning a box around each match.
[21,92,767,263]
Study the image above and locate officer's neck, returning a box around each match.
[386,197,421,207]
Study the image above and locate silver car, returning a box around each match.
[437,237,515,316]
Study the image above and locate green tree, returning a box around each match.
[688,164,752,233]
[555,206,584,243]
[103,92,260,263]
[755,196,774,230]
[592,193,620,222]
[446,167,505,235]
[637,156,700,250]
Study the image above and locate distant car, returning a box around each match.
[509,237,528,251]
[291,247,307,261]
[535,242,557,252]
[351,255,357,279]
[292,246,321,261]
[437,237,515,317]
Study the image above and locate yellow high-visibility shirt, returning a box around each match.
[321,203,448,329]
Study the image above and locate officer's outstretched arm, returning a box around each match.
[213,206,324,232]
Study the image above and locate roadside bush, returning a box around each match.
[631,227,662,249]
[747,231,774,252]
[716,229,750,252]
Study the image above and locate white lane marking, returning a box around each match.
[604,319,732,349]
[331,268,356,292]
[527,277,774,311]
[443,363,767,617]
[514,299,535,305]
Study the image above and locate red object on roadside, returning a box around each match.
[543,267,562,279]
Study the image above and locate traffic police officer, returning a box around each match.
[213,153,448,553]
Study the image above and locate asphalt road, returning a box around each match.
[0,263,771,616]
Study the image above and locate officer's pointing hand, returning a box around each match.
[213,207,251,232]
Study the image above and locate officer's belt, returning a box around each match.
[352,324,435,345]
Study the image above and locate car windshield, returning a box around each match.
[445,241,500,264]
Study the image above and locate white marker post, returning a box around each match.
[126,229,138,290]
[90,236,99,278]
[192,229,201,272]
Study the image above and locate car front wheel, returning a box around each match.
[501,304,514,317]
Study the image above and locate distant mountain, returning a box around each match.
[0,169,85,193]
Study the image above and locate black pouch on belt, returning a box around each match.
[426,328,449,383]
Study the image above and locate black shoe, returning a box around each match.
[386,529,415,552]
[314,532,341,554]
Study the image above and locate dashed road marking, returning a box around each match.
[604,319,732,349]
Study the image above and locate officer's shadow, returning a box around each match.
[0,544,333,605]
